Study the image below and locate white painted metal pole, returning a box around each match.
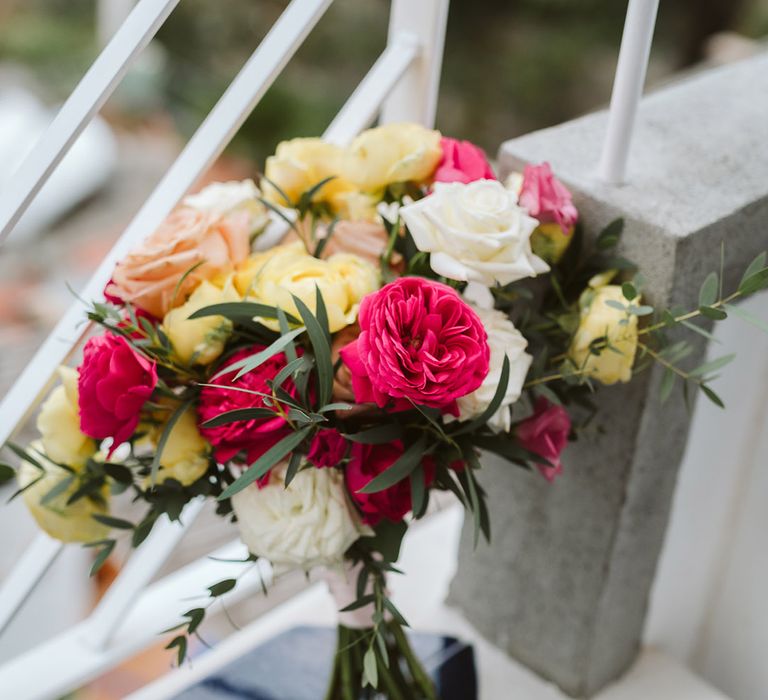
[0,0,179,244]
[0,0,334,453]
[380,0,450,128]
[0,534,63,635]
[324,36,419,146]
[598,0,660,183]
[82,500,204,649]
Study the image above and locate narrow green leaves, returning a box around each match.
[0,463,15,483]
[201,407,275,428]
[699,271,719,307]
[189,302,300,325]
[208,578,237,597]
[453,355,510,435]
[358,437,428,494]
[150,400,191,486]
[292,293,333,407]
[219,426,313,500]
[596,218,623,250]
[213,327,306,380]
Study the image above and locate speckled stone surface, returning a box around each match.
[449,53,768,697]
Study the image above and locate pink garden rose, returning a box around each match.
[346,441,435,524]
[307,428,348,468]
[339,277,490,413]
[433,137,496,184]
[516,398,571,482]
[78,334,158,453]
[198,346,299,467]
[518,162,578,234]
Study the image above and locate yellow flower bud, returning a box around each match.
[37,367,96,469]
[530,222,574,264]
[569,285,638,385]
[151,407,210,486]
[18,443,110,543]
[163,276,241,365]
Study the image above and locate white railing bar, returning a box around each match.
[597,0,660,184]
[324,33,419,146]
[0,538,273,700]
[0,0,179,244]
[0,0,335,453]
[0,534,63,635]
[81,498,205,649]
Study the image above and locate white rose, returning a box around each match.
[184,179,269,232]
[456,306,532,433]
[400,180,549,286]
[232,463,365,570]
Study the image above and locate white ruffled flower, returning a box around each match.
[232,463,365,570]
[400,179,548,286]
[184,179,269,232]
[456,306,532,433]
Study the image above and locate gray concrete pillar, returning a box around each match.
[448,53,768,697]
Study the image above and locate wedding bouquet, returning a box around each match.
[5,123,767,699]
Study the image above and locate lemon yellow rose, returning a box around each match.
[163,276,241,365]
[262,138,356,211]
[18,443,110,543]
[343,123,442,193]
[569,284,638,385]
[233,241,307,296]
[37,366,96,469]
[150,407,210,486]
[327,253,380,303]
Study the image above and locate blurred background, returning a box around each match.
[0,1,766,697]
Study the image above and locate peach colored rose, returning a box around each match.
[108,207,251,318]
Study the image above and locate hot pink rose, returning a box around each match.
[307,428,348,468]
[433,137,496,184]
[197,346,298,467]
[78,334,158,453]
[339,278,490,414]
[518,162,578,234]
[516,398,571,482]
[346,441,435,524]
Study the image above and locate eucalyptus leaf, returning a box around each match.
[358,437,427,494]
[699,271,719,307]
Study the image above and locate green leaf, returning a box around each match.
[382,598,409,627]
[166,635,188,666]
[208,578,237,597]
[292,294,333,407]
[212,327,305,381]
[318,402,354,413]
[343,425,404,444]
[605,299,629,312]
[689,353,736,378]
[219,426,313,500]
[358,437,427,494]
[699,271,719,307]
[681,319,720,342]
[92,514,134,530]
[150,400,191,486]
[89,539,115,577]
[313,218,338,258]
[298,176,337,210]
[314,285,331,345]
[284,451,303,488]
[724,303,768,334]
[189,302,300,325]
[701,384,725,409]
[363,646,378,688]
[621,282,637,301]
[271,355,312,392]
[740,252,766,288]
[699,306,727,321]
[201,407,275,428]
[132,516,156,547]
[40,474,75,505]
[185,607,205,634]
[738,267,768,296]
[596,218,623,250]
[258,196,301,234]
[659,368,676,403]
[453,355,510,435]
[410,464,426,519]
[365,519,408,563]
[102,462,133,484]
[0,463,15,483]
[338,594,375,612]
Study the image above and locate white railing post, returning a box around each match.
[0,0,179,244]
[379,0,450,128]
[598,0,660,184]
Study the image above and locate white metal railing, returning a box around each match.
[0,0,448,697]
[0,0,660,696]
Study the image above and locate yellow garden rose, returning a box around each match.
[236,242,378,332]
[37,366,96,469]
[18,443,110,543]
[150,407,210,486]
[343,123,442,193]
[327,253,380,303]
[569,284,638,385]
[163,276,241,365]
[262,138,356,211]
